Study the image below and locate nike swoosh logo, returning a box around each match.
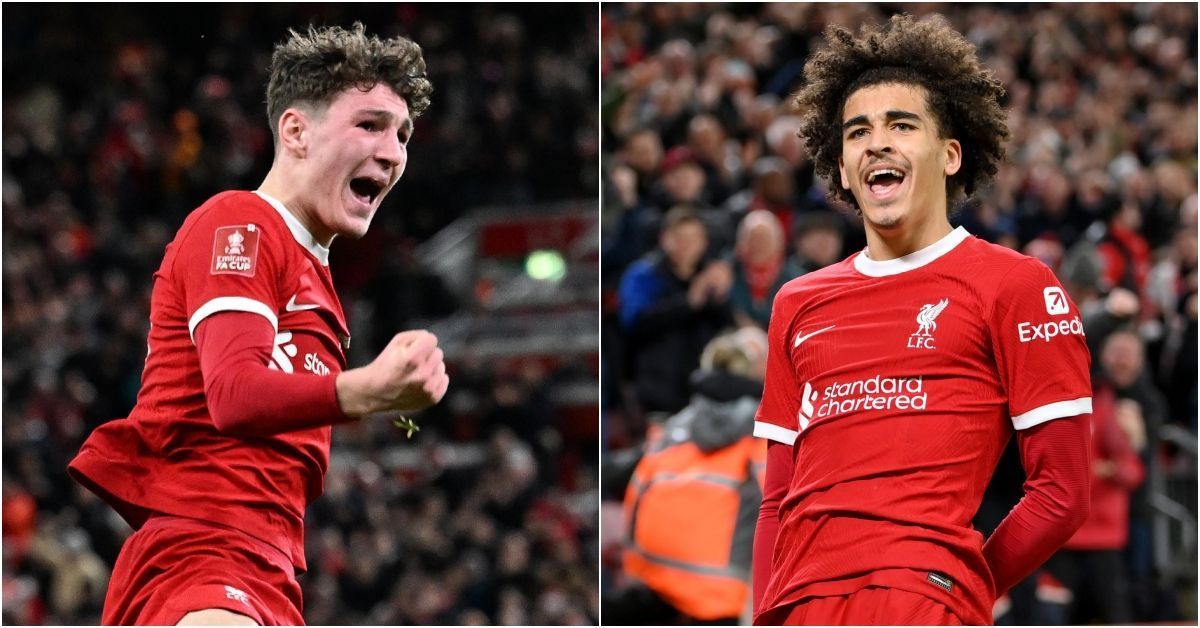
[285,294,320,312]
[794,324,836,347]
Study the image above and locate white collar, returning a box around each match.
[253,190,330,266]
[853,226,970,277]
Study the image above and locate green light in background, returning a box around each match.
[525,249,566,282]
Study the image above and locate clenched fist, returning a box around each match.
[335,330,450,418]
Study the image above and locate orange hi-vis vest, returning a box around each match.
[623,433,766,620]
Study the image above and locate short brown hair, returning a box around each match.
[266,22,433,143]
[661,205,703,234]
[793,14,1008,212]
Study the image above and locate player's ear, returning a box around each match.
[838,155,850,189]
[278,108,309,158]
[943,138,962,177]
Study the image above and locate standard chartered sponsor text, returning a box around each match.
[817,375,927,417]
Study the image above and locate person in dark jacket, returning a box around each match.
[618,206,734,414]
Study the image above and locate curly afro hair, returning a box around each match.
[793,13,1008,212]
[266,22,433,144]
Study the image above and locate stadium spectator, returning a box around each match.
[1037,387,1145,624]
[727,210,799,329]
[618,206,734,415]
[653,147,713,210]
[1100,330,1168,448]
[1098,328,1172,613]
[722,156,798,241]
[622,127,666,199]
[600,129,665,283]
[686,113,739,206]
[1147,212,1198,429]
[610,328,768,625]
[789,211,846,274]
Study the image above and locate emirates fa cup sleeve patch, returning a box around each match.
[211,224,260,277]
[212,224,261,276]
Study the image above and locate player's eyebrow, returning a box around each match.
[358,109,414,137]
[842,110,923,130]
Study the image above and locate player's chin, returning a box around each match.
[863,205,907,230]
[334,210,375,239]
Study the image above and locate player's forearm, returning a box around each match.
[206,363,350,436]
[752,501,780,614]
[196,312,351,436]
[982,416,1091,596]
[982,481,1086,596]
[752,440,791,614]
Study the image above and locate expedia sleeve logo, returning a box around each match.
[211,224,260,277]
[1017,316,1085,343]
[1017,286,1084,343]
[1043,287,1070,315]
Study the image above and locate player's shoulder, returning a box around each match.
[957,233,1028,263]
[955,234,1056,288]
[776,255,857,300]
[769,255,857,320]
[185,190,278,228]
[174,191,287,246]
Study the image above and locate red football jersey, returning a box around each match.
[69,190,350,572]
[753,227,1092,625]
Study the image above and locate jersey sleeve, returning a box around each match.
[989,259,1092,430]
[754,290,801,445]
[172,201,285,342]
[196,312,349,435]
[982,414,1091,595]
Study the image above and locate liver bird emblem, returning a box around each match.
[915,298,949,337]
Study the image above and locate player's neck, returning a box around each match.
[258,169,335,247]
[862,216,953,261]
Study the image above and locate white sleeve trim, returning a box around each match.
[754,421,799,445]
[1011,397,1093,430]
[188,296,278,343]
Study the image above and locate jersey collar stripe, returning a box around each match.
[1011,397,1093,430]
[753,421,799,445]
[253,190,331,266]
[188,296,279,344]
[853,226,971,277]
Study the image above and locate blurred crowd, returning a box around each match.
[3,4,597,625]
[600,3,1195,624]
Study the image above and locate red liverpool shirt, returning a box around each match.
[754,227,1092,624]
[69,190,350,572]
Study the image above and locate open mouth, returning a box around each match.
[865,167,906,199]
[349,177,386,206]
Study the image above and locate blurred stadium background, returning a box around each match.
[3,4,597,625]
[601,3,1196,625]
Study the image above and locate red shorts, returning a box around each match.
[102,515,304,626]
[758,586,964,626]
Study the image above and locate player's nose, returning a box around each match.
[866,134,893,156]
[374,134,406,173]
